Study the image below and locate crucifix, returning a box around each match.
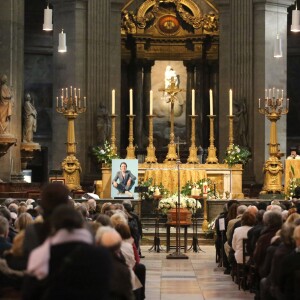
[159,77,185,162]
[174,136,186,163]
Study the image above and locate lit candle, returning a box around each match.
[281,89,283,99]
[269,89,271,99]
[191,89,195,116]
[75,96,77,107]
[84,96,86,107]
[272,87,275,98]
[259,98,261,109]
[61,96,63,107]
[70,86,72,97]
[276,89,279,99]
[66,88,68,98]
[129,89,133,115]
[78,88,80,99]
[61,88,64,97]
[74,88,77,97]
[265,89,267,99]
[209,89,213,115]
[149,90,153,115]
[229,89,233,116]
[56,97,58,107]
[112,89,115,115]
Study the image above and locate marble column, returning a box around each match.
[0,1,24,181]
[218,0,292,184]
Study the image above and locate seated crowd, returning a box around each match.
[0,182,145,300]
[215,199,300,300]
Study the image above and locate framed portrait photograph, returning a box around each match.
[111,159,138,199]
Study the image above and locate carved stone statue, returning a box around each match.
[23,93,37,143]
[234,98,248,147]
[0,74,13,134]
[96,103,110,145]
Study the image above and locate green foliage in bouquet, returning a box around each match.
[223,144,251,167]
[92,140,119,167]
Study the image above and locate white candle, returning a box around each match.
[229,89,233,116]
[84,96,86,107]
[129,89,133,115]
[269,89,272,99]
[70,86,72,97]
[66,88,68,98]
[61,88,64,97]
[75,96,77,107]
[259,98,261,109]
[149,90,153,115]
[265,89,267,99]
[78,88,80,99]
[74,88,77,97]
[209,89,213,115]
[281,89,283,99]
[56,97,58,107]
[61,96,63,107]
[191,89,195,116]
[272,87,275,98]
[112,89,115,115]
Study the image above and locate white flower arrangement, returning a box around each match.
[158,194,201,214]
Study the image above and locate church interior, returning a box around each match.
[1,0,300,299]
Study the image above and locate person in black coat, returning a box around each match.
[23,205,112,300]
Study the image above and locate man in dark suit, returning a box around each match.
[112,161,136,197]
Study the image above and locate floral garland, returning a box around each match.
[158,194,200,215]
[223,144,251,167]
[92,140,119,167]
[139,178,169,200]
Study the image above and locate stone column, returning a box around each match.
[134,61,143,151]
[185,63,195,145]
[218,0,292,184]
[0,1,24,181]
[143,61,154,137]
[52,0,88,175]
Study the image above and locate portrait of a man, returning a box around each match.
[111,159,138,198]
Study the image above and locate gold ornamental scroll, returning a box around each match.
[144,163,207,194]
[285,159,300,195]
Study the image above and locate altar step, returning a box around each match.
[140,216,215,246]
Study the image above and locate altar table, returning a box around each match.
[143,164,207,194]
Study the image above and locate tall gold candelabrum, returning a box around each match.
[110,114,117,155]
[159,77,183,162]
[126,114,136,159]
[206,115,218,163]
[259,91,289,194]
[228,115,235,151]
[187,115,199,163]
[145,114,157,163]
[56,86,86,190]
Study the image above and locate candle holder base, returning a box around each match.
[187,145,199,163]
[164,143,178,162]
[206,146,218,164]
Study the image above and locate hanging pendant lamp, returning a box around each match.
[58,29,67,53]
[291,1,300,32]
[43,4,53,31]
[274,33,283,58]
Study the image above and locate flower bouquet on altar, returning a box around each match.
[139,178,169,200]
[223,144,251,167]
[92,140,119,167]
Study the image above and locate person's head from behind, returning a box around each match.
[50,205,84,233]
[40,183,70,219]
[95,226,122,254]
[263,210,283,229]
[115,223,131,240]
[96,214,112,227]
[241,211,256,227]
[0,215,9,238]
[15,212,33,231]
[122,199,133,213]
[280,223,296,247]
